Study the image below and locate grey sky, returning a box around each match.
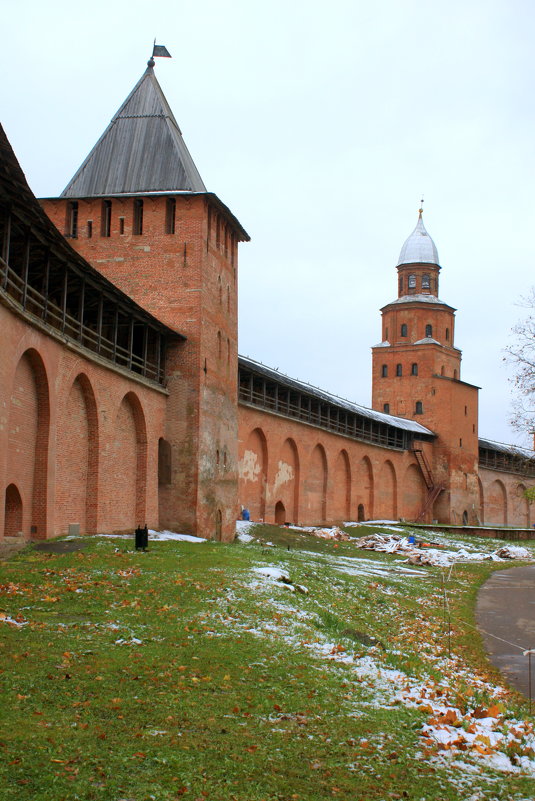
[2,0,534,446]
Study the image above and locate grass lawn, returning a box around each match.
[1,522,535,801]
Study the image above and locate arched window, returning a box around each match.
[396,364,402,377]
[411,363,418,376]
[425,324,433,338]
[400,323,407,337]
[383,403,390,414]
[381,364,388,378]
[408,274,416,289]
[422,274,430,289]
[415,401,423,414]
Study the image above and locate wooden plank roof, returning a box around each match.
[61,65,206,197]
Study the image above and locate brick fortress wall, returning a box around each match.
[0,300,167,541]
[41,194,241,541]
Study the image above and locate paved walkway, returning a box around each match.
[476,565,535,698]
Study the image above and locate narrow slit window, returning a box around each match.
[133,199,143,235]
[67,201,78,238]
[101,200,111,237]
[415,401,423,414]
[411,363,418,376]
[87,220,93,239]
[396,363,402,377]
[401,323,407,337]
[445,327,450,341]
[119,217,125,235]
[383,403,390,414]
[166,198,176,234]
[381,364,388,378]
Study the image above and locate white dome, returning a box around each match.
[397,212,439,266]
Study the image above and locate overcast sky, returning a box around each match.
[2,0,534,446]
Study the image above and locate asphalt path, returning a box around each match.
[476,565,535,698]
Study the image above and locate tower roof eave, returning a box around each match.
[380,295,456,313]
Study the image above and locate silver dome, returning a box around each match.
[397,212,439,266]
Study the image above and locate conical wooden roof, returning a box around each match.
[61,65,206,197]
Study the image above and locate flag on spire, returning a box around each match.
[153,43,172,58]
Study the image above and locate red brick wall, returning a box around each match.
[41,194,241,541]
[238,405,436,525]
[0,301,167,540]
[479,468,533,528]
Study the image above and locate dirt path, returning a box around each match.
[476,565,535,698]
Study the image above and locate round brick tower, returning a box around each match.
[371,207,481,523]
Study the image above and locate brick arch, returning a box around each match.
[332,449,351,521]
[355,455,374,521]
[402,463,426,521]
[4,484,23,537]
[511,483,530,528]
[6,349,50,539]
[273,438,300,524]
[106,392,148,531]
[305,443,327,524]
[376,459,397,520]
[485,478,507,526]
[240,427,268,521]
[55,373,99,535]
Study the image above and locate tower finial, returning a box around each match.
[419,196,424,216]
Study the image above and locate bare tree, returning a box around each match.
[505,288,535,439]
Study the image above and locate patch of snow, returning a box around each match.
[252,566,289,581]
[148,530,206,542]
[114,637,143,646]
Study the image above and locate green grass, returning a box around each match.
[0,524,534,800]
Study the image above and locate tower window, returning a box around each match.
[422,274,430,289]
[408,274,416,289]
[165,198,176,234]
[411,363,418,376]
[381,364,388,378]
[383,403,390,414]
[67,201,78,238]
[396,363,402,377]
[133,199,143,235]
[425,324,433,338]
[400,323,407,337]
[87,220,93,239]
[119,217,125,235]
[446,327,450,341]
[101,200,111,237]
[415,401,423,414]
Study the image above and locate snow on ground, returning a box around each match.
[96,530,206,542]
[199,538,535,788]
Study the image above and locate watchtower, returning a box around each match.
[40,59,249,539]
[371,207,480,523]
